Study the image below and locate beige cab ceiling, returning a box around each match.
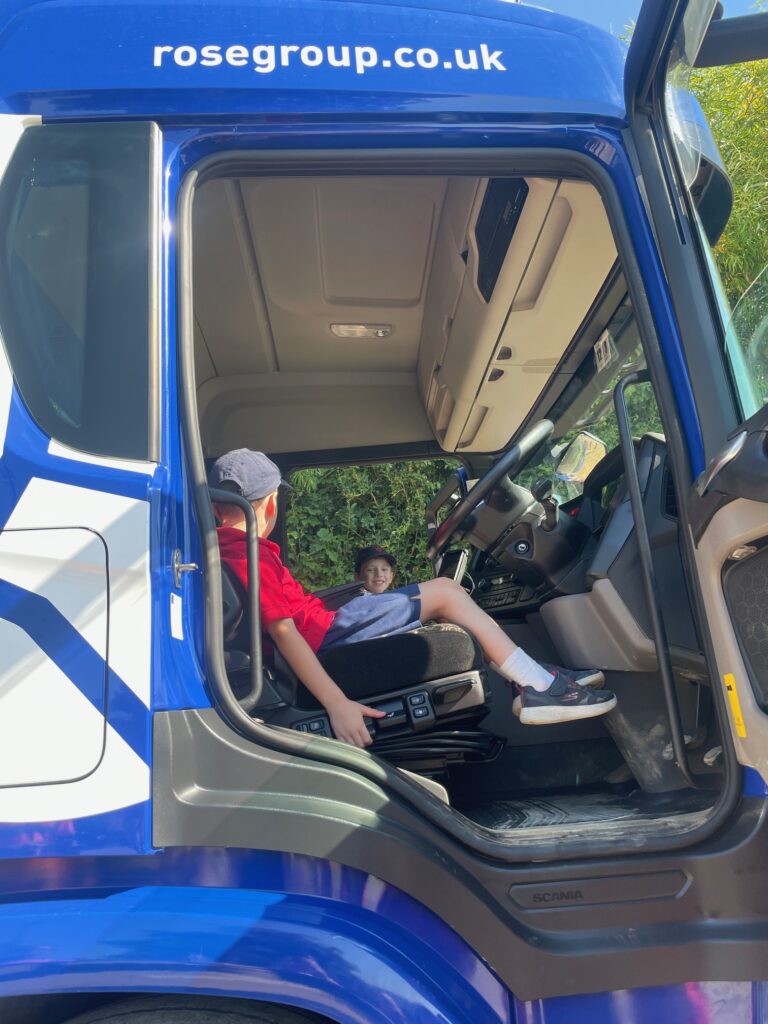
[193,172,617,456]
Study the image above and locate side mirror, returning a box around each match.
[555,431,608,484]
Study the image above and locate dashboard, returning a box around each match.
[447,435,702,674]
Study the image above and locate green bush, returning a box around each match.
[691,57,768,307]
[285,460,457,590]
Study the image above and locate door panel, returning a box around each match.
[694,500,768,773]
[0,527,108,786]
[0,118,159,839]
[626,0,768,777]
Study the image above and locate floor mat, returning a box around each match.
[456,787,716,831]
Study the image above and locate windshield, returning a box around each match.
[516,294,663,501]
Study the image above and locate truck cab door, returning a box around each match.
[0,117,160,850]
[624,1,768,784]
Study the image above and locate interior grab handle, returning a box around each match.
[210,487,262,711]
[614,370,697,789]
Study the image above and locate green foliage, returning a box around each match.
[285,459,456,590]
[690,57,768,306]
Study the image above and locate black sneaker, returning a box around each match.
[512,665,605,716]
[517,672,617,725]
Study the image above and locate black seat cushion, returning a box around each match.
[295,623,482,710]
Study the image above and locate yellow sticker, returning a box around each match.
[724,673,747,738]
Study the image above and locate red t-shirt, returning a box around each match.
[216,527,335,652]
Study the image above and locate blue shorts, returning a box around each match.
[319,584,422,650]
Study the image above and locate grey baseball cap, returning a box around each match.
[208,449,289,501]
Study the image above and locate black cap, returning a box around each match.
[209,449,289,502]
[354,545,396,574]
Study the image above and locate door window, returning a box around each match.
[0,123,159,459]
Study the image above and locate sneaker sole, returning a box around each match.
[519,694,617,726]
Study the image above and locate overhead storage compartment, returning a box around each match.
[419,177,617,452]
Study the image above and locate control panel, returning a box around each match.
[291,673,486,741]
[474,572,542,611]
[293,688,437,739]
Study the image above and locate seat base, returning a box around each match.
[311,623,484,708]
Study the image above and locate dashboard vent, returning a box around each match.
[662,468,678,519]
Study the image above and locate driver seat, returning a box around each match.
[220,563,498,772]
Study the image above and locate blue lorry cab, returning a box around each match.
[0,0,768,1021]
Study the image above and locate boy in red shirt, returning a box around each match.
[212,450,616,748]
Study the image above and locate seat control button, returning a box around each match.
[408,692,427,706]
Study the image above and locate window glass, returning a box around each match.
[663,15,768,419]
[517,297,663,502]
[0,123,157,459]
[285,458,459,590]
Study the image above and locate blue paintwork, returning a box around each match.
[0,0,626,122]
[0,846,765,1023]
[0,803,150,859]
[742,767,768,798]
[0,848,512,1024]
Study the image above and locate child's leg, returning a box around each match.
[415,578,616,724]
[417,578,553,686]
[417,577,610,702]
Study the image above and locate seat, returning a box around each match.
[219,563,498,772]
[301,623,483,707]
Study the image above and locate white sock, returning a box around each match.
[497,649,555,691]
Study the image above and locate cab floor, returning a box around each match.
[455,786,717,831]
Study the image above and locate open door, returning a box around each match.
[624,0,768,785]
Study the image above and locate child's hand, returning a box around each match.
[327,697,387,748]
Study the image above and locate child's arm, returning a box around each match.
[268,618,386,748]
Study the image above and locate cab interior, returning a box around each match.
[190,165,725,838]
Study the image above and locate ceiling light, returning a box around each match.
[330,323,392,339]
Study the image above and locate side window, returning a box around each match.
[285,458,459,589]
[0,122,159,460]
[664,16,768,419]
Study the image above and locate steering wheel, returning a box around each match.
[426,418,554,560]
